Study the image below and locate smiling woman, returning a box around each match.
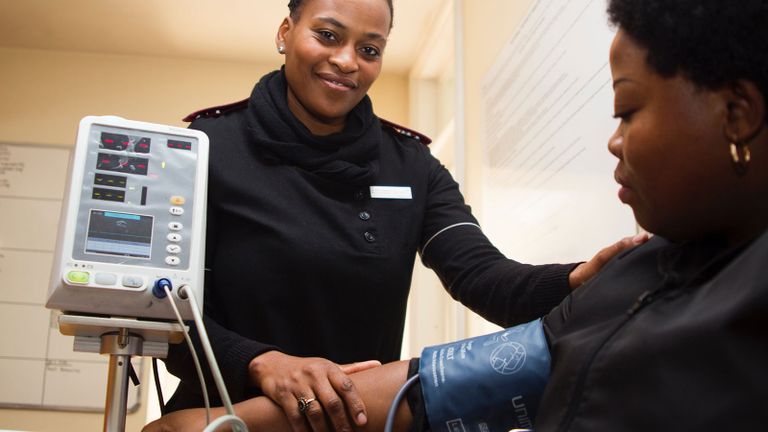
[279,0,392,134]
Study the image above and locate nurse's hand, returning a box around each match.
[568,232,649,289]
[249,351,380,432]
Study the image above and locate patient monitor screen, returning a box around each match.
[85,210,154,258]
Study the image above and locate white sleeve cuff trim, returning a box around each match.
[421,222,481,256]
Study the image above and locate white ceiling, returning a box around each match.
[0,0,447,74]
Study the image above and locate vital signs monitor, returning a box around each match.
[47,116,209,321]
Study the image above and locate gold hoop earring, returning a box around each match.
[730,141,751,176]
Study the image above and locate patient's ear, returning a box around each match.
[723,79,766,143]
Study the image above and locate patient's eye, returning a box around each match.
[613,110,635,122]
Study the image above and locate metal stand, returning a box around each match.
[102,330,143,432]
[58,314,186,432]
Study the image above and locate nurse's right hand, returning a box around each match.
[249,351,379,432]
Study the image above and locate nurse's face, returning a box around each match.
[277,0,390,135]
[607,30,739,242]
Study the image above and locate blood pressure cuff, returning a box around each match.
[418,319,550,432]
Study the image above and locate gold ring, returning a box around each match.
[297,396,316,414]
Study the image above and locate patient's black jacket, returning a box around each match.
[537,232,768,431]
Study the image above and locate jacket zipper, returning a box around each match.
[556,287,663,431]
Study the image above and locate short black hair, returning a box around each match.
[607,0,768,107]
[287,0,394,30]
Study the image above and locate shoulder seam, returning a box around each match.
[380,118,432,145]
[183,98,249,122]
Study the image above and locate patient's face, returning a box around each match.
[607,30,735,241]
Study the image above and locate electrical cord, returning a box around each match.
[384,374,420,432]
[151,358,166,415]
[180,285,247,432]
[163,285,212,427]
[203,414,249,432]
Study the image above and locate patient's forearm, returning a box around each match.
[231,360,413,431]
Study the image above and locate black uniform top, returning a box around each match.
[535,232,768,431]
[164,69,576,410]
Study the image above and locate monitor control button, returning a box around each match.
[95,273,117,285]
[122,275,144,288]
[66,271,90,285]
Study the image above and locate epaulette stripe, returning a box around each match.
[183,98,249,122]
[380,118,432,145]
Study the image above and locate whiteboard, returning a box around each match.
[0,142,142,412]
[480,0,637,264]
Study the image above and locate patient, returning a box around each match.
[145,0,768,430]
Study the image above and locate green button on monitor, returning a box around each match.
[66,271,90,284]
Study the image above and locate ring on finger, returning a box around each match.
[297,396,317,414]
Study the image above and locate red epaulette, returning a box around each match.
[182,98,249,122]
[380,118,432,145]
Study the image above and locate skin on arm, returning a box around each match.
[142,360,412,432]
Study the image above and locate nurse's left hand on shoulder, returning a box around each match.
[568,232,649,289]
[249,350,378,432]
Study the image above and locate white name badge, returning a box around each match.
[370,185,412,200]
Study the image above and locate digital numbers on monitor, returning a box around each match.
[96,153,149,176]
[100,132,151,153]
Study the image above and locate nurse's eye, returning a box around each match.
[317,30,338,42]
[360,46,381,59]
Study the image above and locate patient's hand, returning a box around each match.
[568,232,649,289]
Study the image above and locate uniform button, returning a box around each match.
[359,211,371,221]
[354,190,366,201]
[364,231,376,243]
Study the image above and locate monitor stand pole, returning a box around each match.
[102,329,144,432]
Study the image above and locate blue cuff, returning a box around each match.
[418,319,550,431]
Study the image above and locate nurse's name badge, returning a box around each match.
[370,185,412,200]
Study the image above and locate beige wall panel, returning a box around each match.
[0,48,407,146]
[461,0,535,213]
[460,1,535,336]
